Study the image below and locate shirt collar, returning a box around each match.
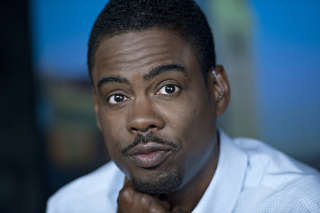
[192,130,248,213]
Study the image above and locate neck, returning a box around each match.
[167,137,220,212]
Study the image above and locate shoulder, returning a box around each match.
[258,175,320,213]
[231,136,320,212]
[233,136,319,180]
[46,162,124,213]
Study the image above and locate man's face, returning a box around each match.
[92,28,219,194]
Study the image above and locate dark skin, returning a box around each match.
[92,28,230,212]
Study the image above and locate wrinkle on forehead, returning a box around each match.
[93,28,192,75]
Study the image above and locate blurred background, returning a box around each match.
[1,0,319,212]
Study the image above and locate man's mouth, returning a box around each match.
[127,142,173,169]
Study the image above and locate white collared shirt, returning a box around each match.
[47,131,320,213]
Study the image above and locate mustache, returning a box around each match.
[121,132,181,156]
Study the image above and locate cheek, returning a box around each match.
[99,106,126,133]
[161,94,215,141]
[160,92,216,159]
[98,108,128,158]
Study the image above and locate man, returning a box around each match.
[46,0,320,212]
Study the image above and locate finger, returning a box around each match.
[118,186,134,205]
[139,194,169,212]
[158,199,171,211]
[117,186,135,213]
[171,206,186,213]
[124,176,131,186]
[156,194,171,210]
[122,176,134,190]
[119,177,171,212]
[118,178,135,205]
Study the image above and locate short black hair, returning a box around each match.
[87,0,216,84]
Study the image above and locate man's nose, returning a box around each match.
[127,97,165,134]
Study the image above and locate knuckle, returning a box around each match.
[150,207,165,213]
[140,195,152,206]
[118,189,133,203]
[172,207,186,213]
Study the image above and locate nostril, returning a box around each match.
[131,127,139,132]
[129,124,158,133]
[149,124,157,129]
[127,115,165,133]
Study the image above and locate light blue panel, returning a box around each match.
[250,0,320,162]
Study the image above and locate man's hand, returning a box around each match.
[117,178,170,213]
[117,178,186,213]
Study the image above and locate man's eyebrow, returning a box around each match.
[97,76,129,89]
[143,64,187,80]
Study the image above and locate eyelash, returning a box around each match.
[156,84,181,96]
[106,93,128,105]
[105,83,182,105]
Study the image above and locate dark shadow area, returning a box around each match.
[0,0,47,212]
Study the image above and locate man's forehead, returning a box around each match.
[93,28,198,80]
[95,28,187,58]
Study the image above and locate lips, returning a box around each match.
[127,142,173,169]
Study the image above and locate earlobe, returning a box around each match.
[210,65,231,116]
[92,89,103,132]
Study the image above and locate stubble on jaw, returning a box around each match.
[131,169,183,195]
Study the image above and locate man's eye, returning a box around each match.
[107,94,128,105]
[156,84,181,96]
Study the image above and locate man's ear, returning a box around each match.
[208,65,230,116]
[92,88,103,132]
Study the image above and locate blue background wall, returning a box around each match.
[251,0,320,162]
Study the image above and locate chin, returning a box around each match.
[131,169,183,195]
